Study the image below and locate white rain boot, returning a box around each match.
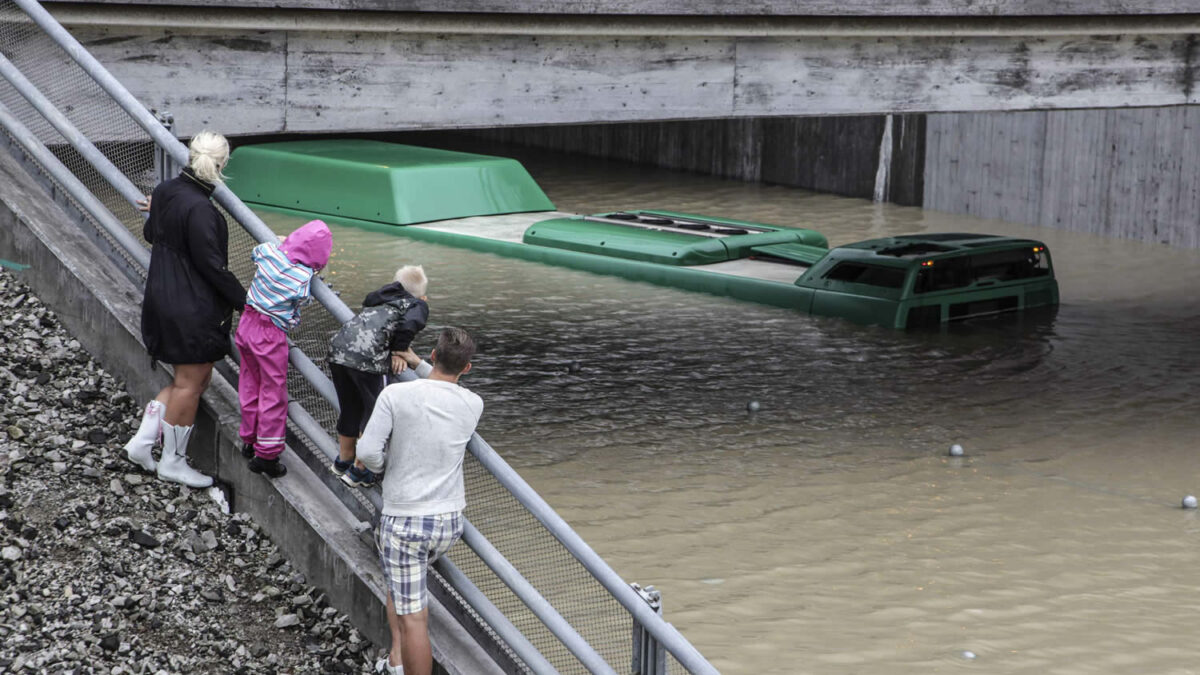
[123,400,163,472]
[157,421,213,489]
[375,658,403,675]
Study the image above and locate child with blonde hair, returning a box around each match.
[326,265,429,487]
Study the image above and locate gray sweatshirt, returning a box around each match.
[357,361,484,517]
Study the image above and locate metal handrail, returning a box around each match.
[461,521,619,675]
[435,557,558,675]
[0,100,150,271]
[469,433,718,674]
[8,2,720,672]
[297,383,608,673]
[281,402,560,673]
[11,0,355,323]
[0,51,146,214]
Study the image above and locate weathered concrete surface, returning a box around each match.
[0,144,503,674]
[457,114,925,204]
[925,106,1200,249]
[38,0,1200,16]
[29,3,1200,135]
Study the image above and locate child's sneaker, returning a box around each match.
[340,465,376,488]
[330,457,353,476]
[240,443,255,459]
[248,455,287,478]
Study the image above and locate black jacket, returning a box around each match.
[140,169,247,364]
[327,282,429,374]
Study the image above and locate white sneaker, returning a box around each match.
[123,400,163,472]
[157,422,213,489]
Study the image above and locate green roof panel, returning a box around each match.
[524,214,828,266]
[225,140,555,225]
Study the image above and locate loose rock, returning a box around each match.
[275,614,301,629]
[0,271,381,673]
[129,530,160,549]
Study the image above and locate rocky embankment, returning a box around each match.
[0,270,381,674]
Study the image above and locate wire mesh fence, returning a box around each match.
[0,3,711,672]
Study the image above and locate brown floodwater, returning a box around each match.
[259,143,1200,674]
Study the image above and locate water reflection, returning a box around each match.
[255,142,1200,674]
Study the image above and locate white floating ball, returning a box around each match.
[1183,495,1197,509]
[746,400,761,413]
[948,443,964,457]
[961,650,976,660]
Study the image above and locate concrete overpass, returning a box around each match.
[36,0,1200,136]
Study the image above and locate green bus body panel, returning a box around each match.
[810,291,902,327]
[638,210,829,247]
[525,217,729,265]
[751,242,837,265]
[225,140,555,225]
[524,216,823,266]
[248,204,814,310]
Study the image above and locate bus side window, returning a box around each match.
[914,258,971,293]
[915,268,932,294]
[936,258,970,290]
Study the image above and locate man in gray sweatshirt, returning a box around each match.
[357,327,482,675]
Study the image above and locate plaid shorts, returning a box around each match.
[377,512,464,615]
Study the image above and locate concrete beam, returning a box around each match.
[12,3,1196,136]
[25,18,1197,136]
[39,0,1200,17]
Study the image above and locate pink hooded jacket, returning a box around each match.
[280,219,332,272]
[246,220,332,330]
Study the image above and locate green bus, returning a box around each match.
[226,140,1058,329]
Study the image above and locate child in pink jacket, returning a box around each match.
[235,219,332,477]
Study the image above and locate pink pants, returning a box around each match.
[235,306,288,460]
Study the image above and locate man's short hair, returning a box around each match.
[434,327,474,375]
[394,265,428,297]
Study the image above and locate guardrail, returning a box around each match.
[0,2,719,673]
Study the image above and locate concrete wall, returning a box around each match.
[457,115,925,204]
[924,106,1200,248]
[30,4,1200,136]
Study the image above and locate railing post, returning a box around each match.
[152,110,179,184]
[631,583,667,675]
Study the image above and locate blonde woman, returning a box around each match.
[123,130,246,488]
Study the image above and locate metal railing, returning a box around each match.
[0,2,718,673]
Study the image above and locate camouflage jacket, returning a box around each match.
[328,282,428,374]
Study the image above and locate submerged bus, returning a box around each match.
[226,140,1058,329]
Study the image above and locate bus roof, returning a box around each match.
[832,233,1047,265]
[225,139,556,226]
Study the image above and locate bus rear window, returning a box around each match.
[914,247,1050,294]
[824,262,907,288]
[970,248,1050,282]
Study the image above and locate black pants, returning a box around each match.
[329,362,387,437]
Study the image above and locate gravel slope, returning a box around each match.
[0,270,383,675]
